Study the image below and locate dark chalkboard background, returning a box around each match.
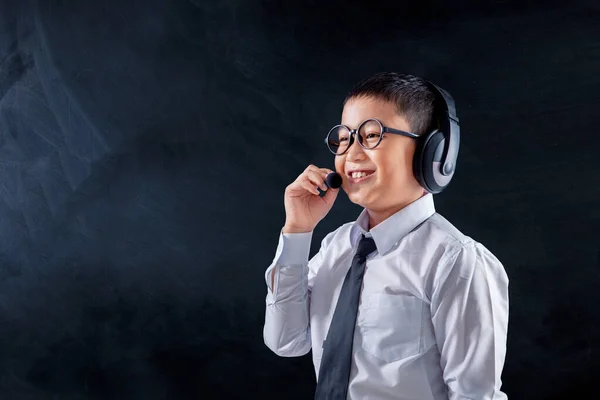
[1,0,599,399]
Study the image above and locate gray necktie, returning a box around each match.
[314,234,377,400]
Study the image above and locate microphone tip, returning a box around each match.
[325,172,342,189]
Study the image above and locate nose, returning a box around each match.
[345,133,366,160]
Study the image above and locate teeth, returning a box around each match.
[351,172,370,178]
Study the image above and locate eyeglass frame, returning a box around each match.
[324,118,419,155]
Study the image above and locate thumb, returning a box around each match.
[323,186,340,204]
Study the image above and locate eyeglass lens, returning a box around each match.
[327,119,382,154]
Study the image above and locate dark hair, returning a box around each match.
[343,72,438,136]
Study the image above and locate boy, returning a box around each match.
[263,72,509,400]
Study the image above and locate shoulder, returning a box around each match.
[418,212,490,253]
[319,221,354,248]
[410,212,473,263]
[421,213,470,246]
[417,213,508,282]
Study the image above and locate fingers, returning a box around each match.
[306,165,335,183]
[306,170,327,191]
[300,178,320,195]
[292,165,336,196]
[305,164,334,176]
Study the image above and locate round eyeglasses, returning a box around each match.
[324,118,419,155]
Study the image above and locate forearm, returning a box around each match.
[263,262,311,357]
[263,229,315,357]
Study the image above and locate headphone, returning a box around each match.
[412,80,460,194]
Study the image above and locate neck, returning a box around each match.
[366,190,427,230]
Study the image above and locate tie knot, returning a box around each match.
[356,235,377,259]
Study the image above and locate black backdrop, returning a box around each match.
[1,0,599,399]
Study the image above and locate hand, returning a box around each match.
[282,164,340,233]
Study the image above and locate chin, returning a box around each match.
[348,193,376,209]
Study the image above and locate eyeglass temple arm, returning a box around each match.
[384,127,420,139]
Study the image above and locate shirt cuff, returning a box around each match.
[273,229,313,266]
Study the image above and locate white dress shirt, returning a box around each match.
[263,193,509,400]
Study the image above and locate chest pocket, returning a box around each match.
[357,293,423,363]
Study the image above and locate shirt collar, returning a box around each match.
[349,193,436,256]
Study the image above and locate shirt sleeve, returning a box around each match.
[262,228,328,357]
[430,241,510,400]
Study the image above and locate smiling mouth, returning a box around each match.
[347,171,375,183]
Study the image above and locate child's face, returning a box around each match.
[334,96,424,212]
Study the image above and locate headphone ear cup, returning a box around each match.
[412,132,429,191]
[413,129,446,194]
